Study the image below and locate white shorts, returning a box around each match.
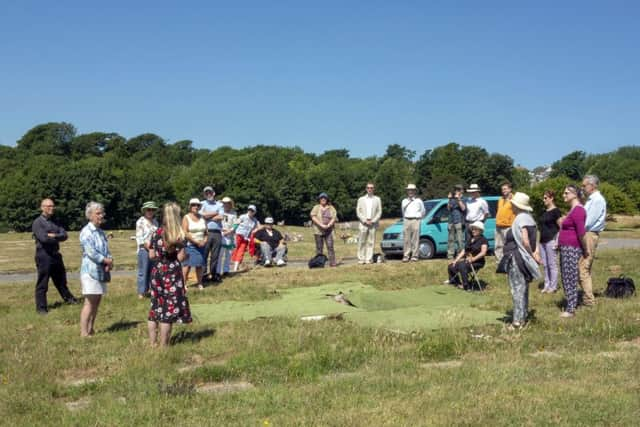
[80,273,107,295]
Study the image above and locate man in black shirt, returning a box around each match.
[254,217,287,266]
[32,198,78,314]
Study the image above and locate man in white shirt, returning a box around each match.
[356,182,382,264]
[401,184,426,262]
[579,174,607,306]
[464,183,489,243]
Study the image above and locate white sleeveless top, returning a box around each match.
[185,214,206,243]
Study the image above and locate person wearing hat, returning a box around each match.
[311,192,338,267]
[464,183,490,244]
[401,184,426,262]
[182,198,207,290]
[200,186,224,282]
[231,204,260,271]
[496,192,542,329]
[356,182,382,264]
[217,197,237,276]
[254,217,287,267]
[135,201,159,299]
[445,221,488,290]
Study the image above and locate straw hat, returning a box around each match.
[264,217,274,224]
[466,183,481,193]
[140,201,158,213]
[406,184,417,191]
[188,198,202,206]
[221,196,234,208]
[469,221,485,232]
[510,192,533,212]
[247,204,257,212]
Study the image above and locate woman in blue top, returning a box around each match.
[79,201,113,337]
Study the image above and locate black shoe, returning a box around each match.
[213,274,222,283]
[65,297,80,305]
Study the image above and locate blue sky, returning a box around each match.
[0,1,638,168]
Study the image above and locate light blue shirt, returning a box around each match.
[584,190,607,232]
[80,222,112,281]
[199,199,224,231]
[235,213,260,238]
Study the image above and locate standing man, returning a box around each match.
[494,182,516,262]
[356,182,382,264]
[32,198,78,314]
[401,184,426,262]
[446,185,466,259]
[579,174,607,306]
[464,183,490,243]
[200,186,224,283]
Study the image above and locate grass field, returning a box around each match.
[1,226,639,426]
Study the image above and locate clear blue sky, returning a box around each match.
[1,1,638,168]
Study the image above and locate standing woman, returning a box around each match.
[148,203,192,347]
[311,192,338,267]
[217,197,237,277]
[135,201,158,299]
[539,190,562,293]
[558,185,589,318]
[79,202,113,337]
[497,193,541,329]
[231,205,259,272]
[182,198,207,290]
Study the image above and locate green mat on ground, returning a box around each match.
[191,283,503,332]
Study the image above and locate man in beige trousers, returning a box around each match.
[579,174,607,306]
[401,184,426,262]
[356,183,382,264]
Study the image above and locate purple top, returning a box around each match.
[558,205,586,248]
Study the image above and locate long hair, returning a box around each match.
[162,202,185,250]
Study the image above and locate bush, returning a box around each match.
[599,182,636,215]
[529,176,573,217]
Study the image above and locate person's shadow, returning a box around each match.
[170,328,216,345]
[105,320,142,333]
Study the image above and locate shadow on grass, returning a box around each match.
[104,320,142,333]
[500,309,537,324]
[171,328,216,345]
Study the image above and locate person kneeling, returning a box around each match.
[446,221,488,290]
[254,217,287,267]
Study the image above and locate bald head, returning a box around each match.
[41,198,55,218]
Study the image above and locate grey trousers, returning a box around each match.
[260,242,286,263]
[447,223,464,259]
[508,257,529,324]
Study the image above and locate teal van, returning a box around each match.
[380,196,500,259]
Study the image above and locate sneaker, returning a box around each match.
[402,258,410,263]
[264,260,271,266]
[358,260,366,265]
[276,259,286,266]
[65,297,80,305]
[443,279,450,285]
[560,311,575,318]
[410,257,419,262]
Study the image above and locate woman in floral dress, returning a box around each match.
[148,202,192,347]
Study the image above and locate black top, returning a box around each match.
[539,207,561,243]
[32,215,68,254]
[254,228,283,250]
[465,235,488,266]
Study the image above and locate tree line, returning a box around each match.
[0,122,636,231]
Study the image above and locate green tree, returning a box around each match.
[16,122,76,156]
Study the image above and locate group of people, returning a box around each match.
[441,176,607,329]
[31,174,607,344]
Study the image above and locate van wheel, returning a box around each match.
[418,239,435,259]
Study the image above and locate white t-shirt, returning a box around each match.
[465,197,489,222]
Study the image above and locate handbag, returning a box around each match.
[605,275,635,298]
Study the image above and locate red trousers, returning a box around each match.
[231,235,249,262]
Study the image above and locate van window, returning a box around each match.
[487,199,498,217]
[433,205,449,223]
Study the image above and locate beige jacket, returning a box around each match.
[356,195,382,229]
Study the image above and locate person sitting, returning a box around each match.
[446,221,488,290]
[254,217,287,266]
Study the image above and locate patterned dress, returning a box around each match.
[148,228,192,324]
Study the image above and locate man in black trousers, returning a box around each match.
[32,198,78,314]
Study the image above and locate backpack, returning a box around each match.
[308,254,328,269]
[605,275,635,299]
